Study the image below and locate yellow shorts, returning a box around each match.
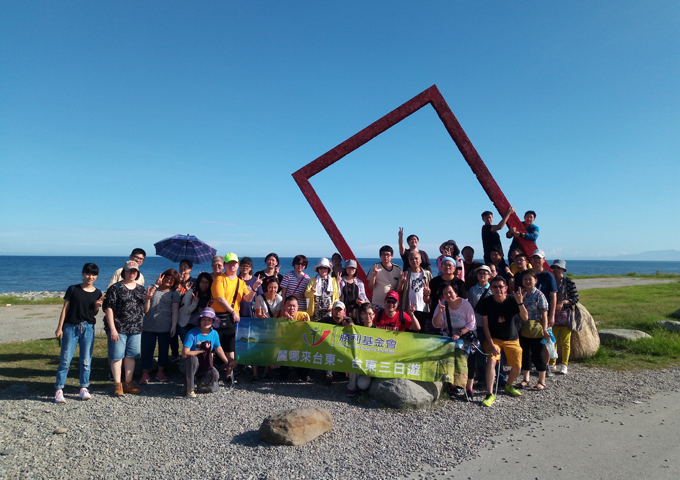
[485,338,522,368]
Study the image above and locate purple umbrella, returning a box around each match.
[154,234,217,265]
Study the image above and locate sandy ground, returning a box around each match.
[0,278,676,344]
[407,388,680,480]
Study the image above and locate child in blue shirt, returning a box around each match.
[180,307,232,397]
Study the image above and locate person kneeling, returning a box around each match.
[180,308,231,398]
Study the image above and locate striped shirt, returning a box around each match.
[280,271,311,311]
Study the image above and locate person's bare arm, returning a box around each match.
[398,227,406,256]
[541,310,550,340]
[55,300,70,339]
[432,300,445,329]
[548,292,556,327]
[492,206,515,232]
[182,345,204,358]
[105,307,119,341]
[482,316,500,356]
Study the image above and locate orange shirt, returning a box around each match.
[210,274,250,313]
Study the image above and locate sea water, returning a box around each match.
[0,256,679,294]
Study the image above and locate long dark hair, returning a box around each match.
[192,272,213,314]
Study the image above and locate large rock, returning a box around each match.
[598,329,652,342]
[657,320,680,332]
[671,308,680,319]
[259,408,333,446]
[369,378,433,409]
[569,303,600,359]
[412,381,443,402]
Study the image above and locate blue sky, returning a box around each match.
[1,1,678,260]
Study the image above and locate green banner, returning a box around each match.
[235,318,459,383]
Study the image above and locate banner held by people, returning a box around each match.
[235,318,458,383]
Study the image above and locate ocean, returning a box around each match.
[1,256,679,294]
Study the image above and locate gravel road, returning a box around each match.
[1,366,679,479]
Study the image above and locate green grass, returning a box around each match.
[579,281,680,369]
[0,295,64,305]
[0,334,180,394]
[568,272,680,280]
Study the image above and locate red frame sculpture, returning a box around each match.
[292,85,544,299]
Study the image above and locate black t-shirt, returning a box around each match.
[477,295,520,341]
[400,249,432,272]
[428,275,468,313]
[481,225,503,258]
[463,261,483,291]
[64,284,102,325]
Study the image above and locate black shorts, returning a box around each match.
[217,329,236,353]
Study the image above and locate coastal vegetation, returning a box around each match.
[0,295,63,305]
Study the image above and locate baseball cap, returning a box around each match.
[531,249,546,259]
[224,253,239,263]
[475,265,492,274]
[344,259,357,269]
[123,260,139,271]
[332,301,346,310]
[385,291,399,302]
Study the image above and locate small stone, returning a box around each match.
[53,427,67,435]
[0,448,15,456]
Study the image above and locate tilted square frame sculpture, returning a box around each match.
[292,85,543,299]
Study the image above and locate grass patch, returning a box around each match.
[0,295,63,305]
[568,272,680,280]
[0,334,180,394]
[579,281,680,369]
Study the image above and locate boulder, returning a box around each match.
[259,408,333,446]
[598,329,651,342]
[569,303,600,359]
[412,381,443,402]
[368,378,433,409]
[657,320,680,332]
[671,309,680,319]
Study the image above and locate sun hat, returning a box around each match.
[551,259,567,271]
[439,239,460,255]
[123,260,139,271]
[531,249,546,259]
[475,265,492,274]
[224,253,239,263]
[332,301,346,310]
[199,307,217,320]
[440,256,458,268]
[385,291,399,302]
[314,257,332,273]
[344,259,357,269]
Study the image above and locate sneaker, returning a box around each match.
[465,388,474,402]
[346,389,357,397]
[546,369,555,378]
[155,371,168,382]
[139,373,150,385]
[122,382,141,394]
[548,364,557,372]
[113,382,125,397]
[560,365,568,375]
[186,386,197,398]
[504,384,522,397]
[324,373,334,385]
[481,393,495,407]
[449,386,465,400]
[250,376,259,382]
[54,390,66,404]
[79,388,91,401]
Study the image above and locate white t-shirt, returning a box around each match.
[367,263,402,307]
[254,294,283,318]
[408,271,426,311]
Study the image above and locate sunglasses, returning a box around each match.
[385,299,398,304]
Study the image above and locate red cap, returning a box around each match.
[385,291,399,302]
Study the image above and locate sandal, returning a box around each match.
[530,382,547,391]
[514,380,531,389]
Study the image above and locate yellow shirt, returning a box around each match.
[210,274,250,313]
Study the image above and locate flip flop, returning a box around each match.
[530,382,547,391]
[514,380,531,389]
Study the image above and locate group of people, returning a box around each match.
[53,207,581,408]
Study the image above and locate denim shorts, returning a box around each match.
[108,332,142,361]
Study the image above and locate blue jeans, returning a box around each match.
[177,324,193,347]
[55,322,94,389]
[140,331,171,370]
